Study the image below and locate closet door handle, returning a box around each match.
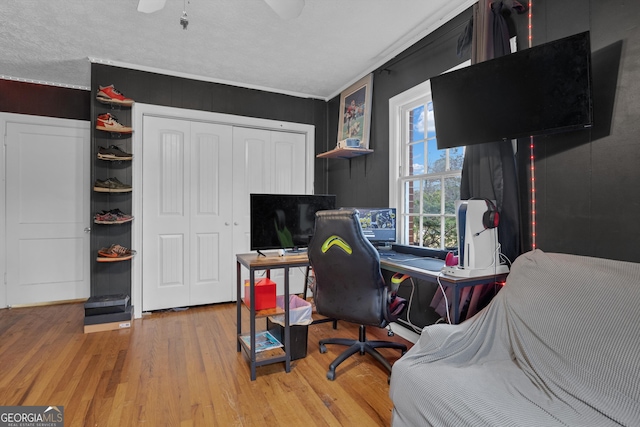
[225,222,230,226]
[234,222,239,226]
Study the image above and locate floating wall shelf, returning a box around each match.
[316,147,373,159]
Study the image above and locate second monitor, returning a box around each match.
[352,208,397,247]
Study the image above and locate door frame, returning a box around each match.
[132,103,315,318]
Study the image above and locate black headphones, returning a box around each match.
[482,199,499,229]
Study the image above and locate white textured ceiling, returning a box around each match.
[0,0,475,100]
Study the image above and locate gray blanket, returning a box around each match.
[390,250,640,426]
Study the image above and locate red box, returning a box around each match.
[243,278,276,310]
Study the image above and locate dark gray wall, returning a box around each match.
[327,0,640,264]
[517,0,640,263]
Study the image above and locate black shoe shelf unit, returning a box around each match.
[88,83,135,332]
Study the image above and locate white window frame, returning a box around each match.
[389,61,470,248]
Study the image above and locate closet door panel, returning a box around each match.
[189,122,233,304]
[272,131,306,194]
[270,131,308,294]
[232,128,274,299]
[143,117,191,310]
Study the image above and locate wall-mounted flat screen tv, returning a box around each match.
[250,193,336,252]
[431,31,593,149]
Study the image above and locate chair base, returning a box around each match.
[319,324,407,380]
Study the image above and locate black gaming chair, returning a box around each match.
[307,209,408,380]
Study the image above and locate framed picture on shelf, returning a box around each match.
[337,73,373,149]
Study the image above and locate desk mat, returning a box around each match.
[381,254,445,271]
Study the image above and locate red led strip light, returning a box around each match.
[528,1,536,249]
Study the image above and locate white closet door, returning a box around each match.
[5,118,90,306]
[142,119,307,310]
[142,117,233,311]
[232,127,307,299]
[189,121,234,304]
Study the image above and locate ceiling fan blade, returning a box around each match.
[137,0,167,14]
[264,0,305,20]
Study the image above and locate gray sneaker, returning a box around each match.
[98,145,133,161]
[94,177,132,193]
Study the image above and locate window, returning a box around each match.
[388,63,469,249]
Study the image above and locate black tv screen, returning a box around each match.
[250,193,336,251]
[431,31,593,149]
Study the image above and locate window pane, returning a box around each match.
[444,176,461,214]
[426,102,435,139]
[421,217,441,249]
[404,180,421,214]
[426,139,446,173]
[408,142,425,176]
[410,105,424,142]
[422,178,441,214]
[449,146,465,171]
[409,215,421,246]
[444,217,457,249]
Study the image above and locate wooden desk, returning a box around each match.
[236,252,310,381]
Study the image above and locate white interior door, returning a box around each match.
[4,116,90,306]
[142,117,233,311]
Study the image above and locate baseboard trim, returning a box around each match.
[8,298,87,309]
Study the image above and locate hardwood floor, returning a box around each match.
[0,301,412,426]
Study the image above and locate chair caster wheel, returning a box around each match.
[320,344,327,354]
[327,370,335,380]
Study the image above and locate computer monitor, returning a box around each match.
[352,208,397,247]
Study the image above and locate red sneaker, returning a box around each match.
[96,84,135,106]
[96,113,133,133]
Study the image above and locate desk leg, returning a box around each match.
[284,266,291,373]
[303,265,310,300]
[236,261,242,352]
[452,285,460,325]
[249,269,257,381]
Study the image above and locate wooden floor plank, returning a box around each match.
[0,301,412,426]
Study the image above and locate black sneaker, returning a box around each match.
[98,145,133,161]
